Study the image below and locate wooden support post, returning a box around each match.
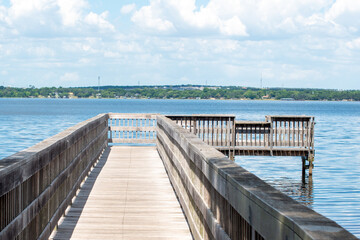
[302,156,306,179]
[269,120,273,156]
[229,151,235,161]
[308,154,314,175]
[231,118,236,161]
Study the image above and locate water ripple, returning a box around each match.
[0,98,359,237]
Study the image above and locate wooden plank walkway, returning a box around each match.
[50,146,192,240]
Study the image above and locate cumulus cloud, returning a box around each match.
[84,11,115,32]
[27,46,55,57]
[131,0,360,38]
[121,3,136,15]
[1,0,114,37]
[1,0,359,89]
[60,72,80,82]
[132,3,175,33]
[346,38,360,49]
[322,0,360,36]
[131,0,248,36]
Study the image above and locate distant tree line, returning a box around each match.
[0,85,359,101]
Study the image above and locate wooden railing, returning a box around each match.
[168,114,315,156]
[1,113,355,240]
[0,114,108,240]
[265,115,315,149]
[167,115,235,147]
[108,113,158,144]
[156,115,355,240]
[234,121,272,147]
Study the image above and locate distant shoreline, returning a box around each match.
[0,96,358,102]
[1,85,359,101]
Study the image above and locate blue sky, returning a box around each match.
[0,0,359,89]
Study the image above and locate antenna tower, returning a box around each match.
[98,76,100,92]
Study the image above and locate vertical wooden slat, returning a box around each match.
[292,120,296,147]
[279,121,283,146]
[275,120,278,146]
[207,119,214,146]
[301,120,304,147]
[216,120,219,146]
[240,125,243,146]
[306,120,310,148]
[288,120,291,147]
[250,124,253,147]
[220,119,223,146]
[253,124,256,147]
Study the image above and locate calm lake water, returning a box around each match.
[1,98,359,237]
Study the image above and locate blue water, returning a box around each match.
[0,98,359,237]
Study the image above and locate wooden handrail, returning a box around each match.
[156,115,354,240]
[0,114,108,240]
[108,113,158,144]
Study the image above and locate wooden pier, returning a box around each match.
[1,113,357,240]
[167,115,315,174]
[50,146,192,240]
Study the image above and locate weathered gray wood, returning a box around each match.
[50,146,192,240]
[109,139,156,144]
[1,113,320,240]
[108,113,157,145]
[0,114,109,240]
[108,113,159,119]
[156,115,356,240]
[109,126,156,131]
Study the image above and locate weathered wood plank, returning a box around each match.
[109,139,156,144]
[109,126,156,131]
[50,146,192,240]
[156,115,355,240]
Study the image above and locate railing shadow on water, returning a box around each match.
[51,147,111,239]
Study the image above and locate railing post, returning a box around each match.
[230,117,236,161]
[266,116,274,156]
[309,155,314,175]
[107,115,111,145]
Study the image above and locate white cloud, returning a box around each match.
[131,0,248,36]
[60,72,79,82]
[326,0,360,24]
[27,46,55,57]
[121,3,136,15]
[346,38,360,50]
[0,0,359,89]
[57,0,88,27]
[84,11,115,32]
[130,0,360,38]
[223,64,243,78]
[132,4,175,33]
[115,40,142,53]
[1,0,114,37]
[220,16,247,36]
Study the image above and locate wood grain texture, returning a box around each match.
[50,146,192,240]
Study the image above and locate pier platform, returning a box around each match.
[50,146,192,240]
[1,113,356,240]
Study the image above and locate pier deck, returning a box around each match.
[50,146,192,240]
[2,113,356,240]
